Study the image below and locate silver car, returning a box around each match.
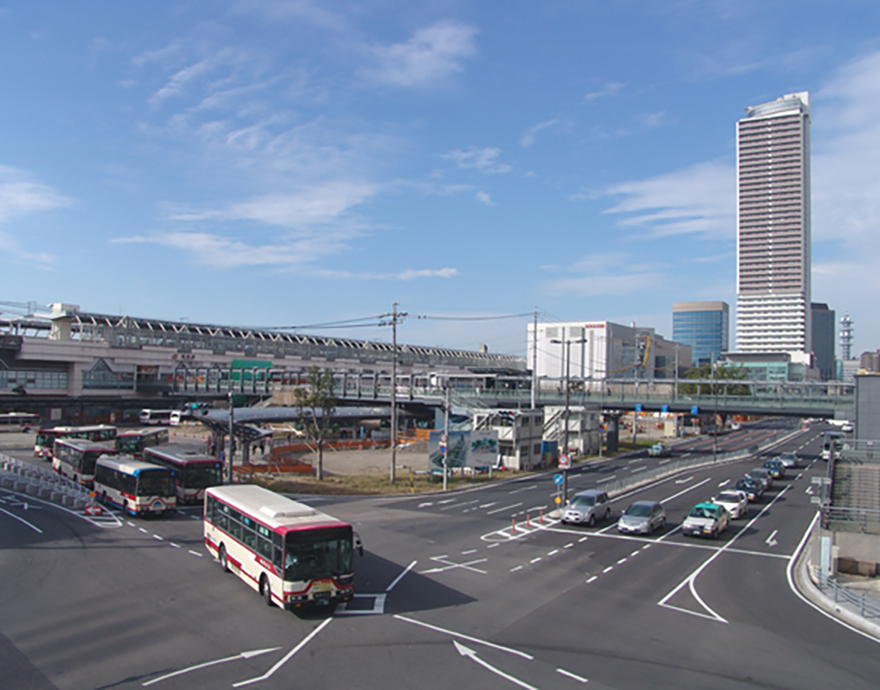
[562,490,611,527]
[617,500,666,535]
[777,451,800,469]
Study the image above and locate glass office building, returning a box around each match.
[672,301,729,367]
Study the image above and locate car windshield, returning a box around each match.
[625,503,652,517]
[572,495,596,507]
[284,526,353,582]
[717,492,740,502]
[749,470,768,478]
[689,506,717,519]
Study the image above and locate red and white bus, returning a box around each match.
[138,409,182,426]
[204,485,360,610]
[93,455,177,516]
[144,445,223,505]
[0,412,40,433]
[52,438,119,487]
[34,424,117,458]
[115,428,169,459]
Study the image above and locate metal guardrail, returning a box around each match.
[598,429,793,498]
[816,574,880,619]
[825,506,880,534]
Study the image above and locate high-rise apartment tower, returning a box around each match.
[736,92,811,359]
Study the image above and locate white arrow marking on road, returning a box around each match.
[142,647,282,686]
[453,641,538,690]
[418,502,434,508]
[805,486,814,495]
[718,479,730,488]
[234,619,332,687]
[675,476,693,485]
[765,530,778,547]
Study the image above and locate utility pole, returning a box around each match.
[443,386,450,491]
[382,302,406,484]
[531,308,538,410]
[227,391,234,484]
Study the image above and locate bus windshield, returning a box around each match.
[137,471,175,497]
[284,526,353,582]
[185,463,224,489]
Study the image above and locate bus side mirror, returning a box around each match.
[354,532,364,557]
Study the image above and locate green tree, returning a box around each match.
[293,367,338,481]
[679,363,751,396]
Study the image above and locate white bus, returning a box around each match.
[204,485,361,610]
[94,455,177,516]
[144,445,223,505]
[138,409,182,426]
[34,424,117,458]
[0,412,40,433]
[52,438,119,487]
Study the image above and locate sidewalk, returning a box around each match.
[794,538,880,641]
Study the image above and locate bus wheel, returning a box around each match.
[219,545,229,572]
[260,576,273,608]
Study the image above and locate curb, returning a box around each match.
[793,536,880,642]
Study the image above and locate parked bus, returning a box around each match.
[34,424,117,458]
[138,409,182,426]
[0,412,40,433]
[115,428,169,459]
[51,438,119,487]
[144,445,223,505]
[93,455,177,516]
[204,485,361,610]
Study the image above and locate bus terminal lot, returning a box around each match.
[2,428,880,689]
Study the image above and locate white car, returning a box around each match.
[712,490,749,519]
[682,502,730,539]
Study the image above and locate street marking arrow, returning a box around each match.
[765,529,778,547]
[453,641,537,690]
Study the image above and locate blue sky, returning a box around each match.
[2,1,879,360]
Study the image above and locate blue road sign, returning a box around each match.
[553,473,564,486]
[635,404,643,412]
[691,405,699,415]
[661,404,669,413]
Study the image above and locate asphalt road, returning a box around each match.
[1,421,878,689]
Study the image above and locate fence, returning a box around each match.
[815,574,880,619]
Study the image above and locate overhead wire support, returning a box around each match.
[380,303,407,484]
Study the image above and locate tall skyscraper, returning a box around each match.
[736,92,811,359]
[673,301,729,366]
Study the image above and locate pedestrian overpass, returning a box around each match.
[173,368,855,420]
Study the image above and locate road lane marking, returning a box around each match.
[511,565,523,572]
[718,479,730,487]
[153,534,164,541]
[578,536,588,542]
[442,499,478,511]
[603,566,613,573]
[765,530,779,547]
[139,528,149,533]
[188,550,203,557]
[659,459,671,465]
[564,543,574,549]
[420,556,488,575]
[418,502,434,508]
[170,542,181,549]
[548,549,559,556]
[586,575,598,583]
[675,476,693,485]
[660,477,712,504]
[486,502,523,515]
[479,502,497,509]
[630,466,647,473]
[658,484,792,623]
[0,507,42,534]
[437,498,456,504]
[233,620,332,687]
[617,558,628,564]
[454,641,537,690]
[386,560,417,592]
[597,475,617,484]
[557,668,589,683]
[394,615,533,659]
[530,557,542,564]
[461,549,477,555]
[143,647,282,687]
[631,549,641,557]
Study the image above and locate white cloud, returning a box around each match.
[397,267,458,280]
[442,147,512,174]
[0,165,73,224]
[475,191,494,206]
[171,182,378,228]
[583,82,624,102]
[541,252,668,297]
[360,22,478,88]
[601,161,735,239]
[520,119,559,148]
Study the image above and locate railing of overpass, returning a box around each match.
[172,369,854,416]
